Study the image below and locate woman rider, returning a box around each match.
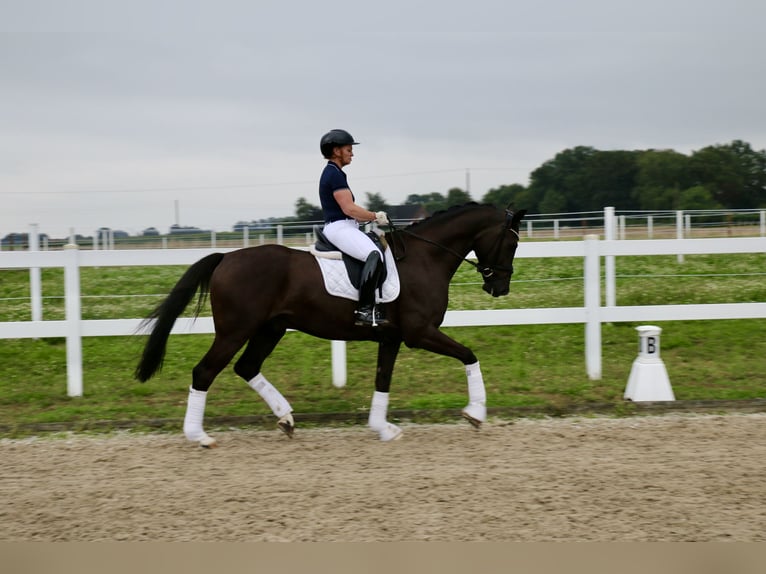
[318,129,389,326]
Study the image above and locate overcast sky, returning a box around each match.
[2,0,764,237]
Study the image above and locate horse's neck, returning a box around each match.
[419,210,490,255]
[398,208,492,275]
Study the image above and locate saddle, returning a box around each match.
[312,226,388,290]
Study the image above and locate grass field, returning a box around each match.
[1,251,765,435]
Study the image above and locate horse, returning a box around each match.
[135,203,526,445]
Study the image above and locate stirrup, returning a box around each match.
[354,306,389,327]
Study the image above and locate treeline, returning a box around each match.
[295,139,766,217]
[485,139,766,214]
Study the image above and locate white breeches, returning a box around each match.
[323,219,382,262]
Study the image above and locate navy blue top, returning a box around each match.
[319,161,354,223]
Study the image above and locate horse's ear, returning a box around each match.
[512,209,527,226]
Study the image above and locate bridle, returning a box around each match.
[389,209,520,280]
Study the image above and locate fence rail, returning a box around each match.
[3,208,766,251]
[2,232,765,396]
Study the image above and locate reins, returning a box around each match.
[386,210,520,278]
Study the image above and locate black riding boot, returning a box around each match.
[355,252,389,327]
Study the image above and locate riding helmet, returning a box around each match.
[320,129,360,158]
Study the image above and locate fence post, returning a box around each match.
[331,340,347,388]
[647,215,654,239]
[676,210,684,263]
[29,223,42,322]
[277,225,283,245]
[604,207,616,307]
[63,244,84,397]
[760,210,765,237]
[243,227,249,248]
[584,234,602,380]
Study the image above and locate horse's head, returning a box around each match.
[475,208,526,297]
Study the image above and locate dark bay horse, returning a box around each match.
[135,203,526,445]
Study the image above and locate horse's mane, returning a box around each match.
[401,202,496,231]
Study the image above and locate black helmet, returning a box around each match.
[320,129,359,158]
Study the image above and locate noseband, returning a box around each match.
[393,209,520,279]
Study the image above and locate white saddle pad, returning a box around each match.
[312,247,400,303]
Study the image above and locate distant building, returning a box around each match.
[1,232,50,248]
[233,221,268,232]
[169,224,208,235]
[96,227,129,240]
[142,227,160,236]
[387,204,429,222]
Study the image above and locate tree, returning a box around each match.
[295,197,323,221]
[677,185,722,211]
[581,150,640,211]
[633,149,693,210]
[689,140,766,209]
[526,146,598,213]
[364,192,389,211]
[539,189,567,214]
[445,187,472,208]
[481,184,526,209]
[405,192,447,213]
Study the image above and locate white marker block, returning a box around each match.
[624,325,675,402]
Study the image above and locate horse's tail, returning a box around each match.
[134,252,226,382]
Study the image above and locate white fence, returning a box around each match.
[1,236,765,396]
[4,208,765,253]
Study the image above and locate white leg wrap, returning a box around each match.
[368,391,389,430]
[247,373,292,418]
[466,361,486,404]
[183,387,216,446]
[463,361,487,422]
[368,391,402,442]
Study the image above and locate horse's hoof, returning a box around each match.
[199,436,218,448]
[277,413,295,438]
[461,403,486,429]
[377,423,403,442]
[461,411,483,429]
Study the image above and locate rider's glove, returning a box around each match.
[374,211,389,226]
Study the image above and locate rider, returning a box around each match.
[318,129,389,326]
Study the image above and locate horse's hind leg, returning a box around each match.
[184,333,248,448]
[233,325,295,437]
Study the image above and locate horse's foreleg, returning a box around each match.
[406,327,486,428]
[461,361,486,428]
[369,338,403,441]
